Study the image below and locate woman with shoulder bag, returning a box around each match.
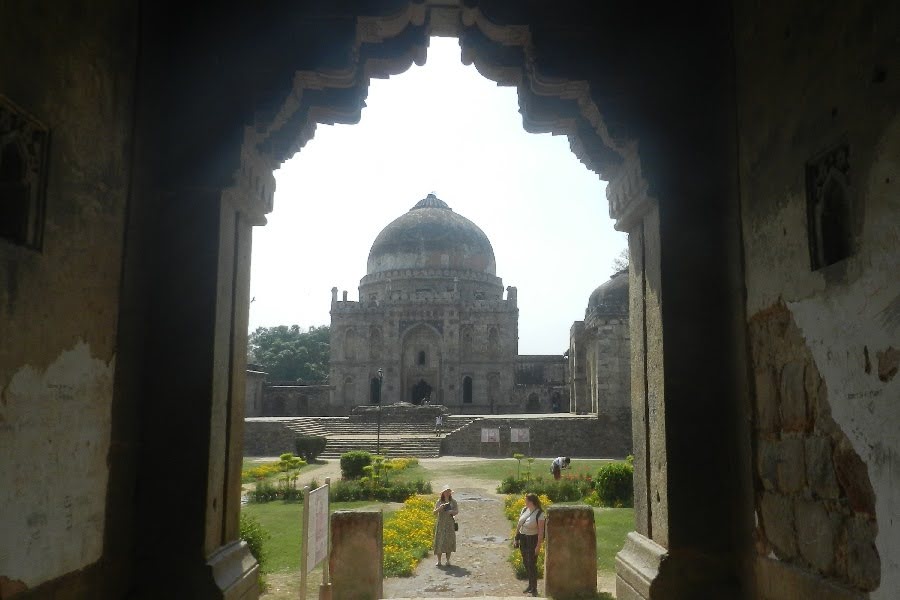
[432,485,459,566]
[515,493,546,596]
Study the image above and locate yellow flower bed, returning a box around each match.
[383,495,436,577]
[386,457,418,471]
[505,494,552,579]
[242,463,280,482]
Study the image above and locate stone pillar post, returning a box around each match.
[330,511,383,600]
[610,141,751,598]
[545,506,597,599]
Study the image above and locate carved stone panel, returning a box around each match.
[805,142,853,270]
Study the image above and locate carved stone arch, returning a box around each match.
[235,2,653,227]
[369,325,384,360]
[343,327,361,362]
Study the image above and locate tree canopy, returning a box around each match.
[247,325,330,383]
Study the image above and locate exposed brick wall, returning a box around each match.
[749,304,879,592]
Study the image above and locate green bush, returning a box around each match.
[248,481,305,503]
[595,462,634,507]
[497,475,593,501]
[340,451,373,480]
[239,512,270,572]
[295,436,327,462]
[329,479,432,502]
[497,475,527,494]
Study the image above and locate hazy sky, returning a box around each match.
[248,37,626,355]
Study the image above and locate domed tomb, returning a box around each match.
[366,193,497,276]
[586,269,629,322]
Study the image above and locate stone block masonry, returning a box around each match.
[545,506,597,599]
[749,304,879,594]
[330,511,382,600]
[441,415,631,458]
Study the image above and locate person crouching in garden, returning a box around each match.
[515,493,546,596]
[432,485,458,566]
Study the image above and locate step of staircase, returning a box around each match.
[263,415,480,459]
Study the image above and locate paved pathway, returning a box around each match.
[382,474,534,598]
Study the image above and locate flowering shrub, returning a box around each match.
[383,495,436,577]
[386,457,418,471]
[504,494,552,579]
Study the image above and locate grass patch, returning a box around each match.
[426,458,615,482]
[595,507,634,573]
[242,500,379,572]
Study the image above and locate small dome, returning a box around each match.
[586,270,629,319]
[367,194,496,276]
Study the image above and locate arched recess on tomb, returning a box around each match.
[124,3,752,598]
[400,322,442,405]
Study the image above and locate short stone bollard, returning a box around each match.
[330,510,383,600]
[545,505,597,599]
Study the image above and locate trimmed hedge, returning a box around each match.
[294,436,327,462]
[497,476,593,502]
[340,451,373,479]
[595,462,634,507]
[329,479,432,502]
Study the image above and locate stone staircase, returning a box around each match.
[278,416,477,458]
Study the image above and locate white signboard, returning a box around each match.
[481,428,500,443]
[306,484,329,573]
[510,427,530,443]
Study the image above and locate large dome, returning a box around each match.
[366,194,497,276]
[586,269,629,320]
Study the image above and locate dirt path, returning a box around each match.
[382,474,529,598]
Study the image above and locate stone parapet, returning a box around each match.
[243,418,301,456]
[441,415,631,458]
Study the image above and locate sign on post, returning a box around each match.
[307,486,329,571]
[510,427,531,456]
[510,428,530,443]
[300,478,331,600]
[480,427,501,457]
[481,427,500,442]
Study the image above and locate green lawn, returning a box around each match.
[243,500,382,572]
[426,457,618,482]
[594,507,634,572]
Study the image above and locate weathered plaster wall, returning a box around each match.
[0,0,136,591]
[736,1,899,596]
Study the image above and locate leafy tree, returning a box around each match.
[247,324,330,383]
[612,247,629,274]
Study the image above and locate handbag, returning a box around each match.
[454,518,459,531]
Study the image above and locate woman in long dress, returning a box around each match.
[432,485,458,566]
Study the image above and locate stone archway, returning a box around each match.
[123,3,752,598]
[411,379,433,405]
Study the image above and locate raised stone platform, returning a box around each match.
[244,409,631,458]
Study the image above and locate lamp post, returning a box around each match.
[376,368,384,455]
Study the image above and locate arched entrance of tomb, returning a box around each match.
[411,379,433,404]
[401,322,442,406]
[121,3,752,598]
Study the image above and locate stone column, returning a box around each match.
[545,506,597,599]
[330,511,383,600]
[611,139,751,598]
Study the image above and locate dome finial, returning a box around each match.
[411,193,451,211]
